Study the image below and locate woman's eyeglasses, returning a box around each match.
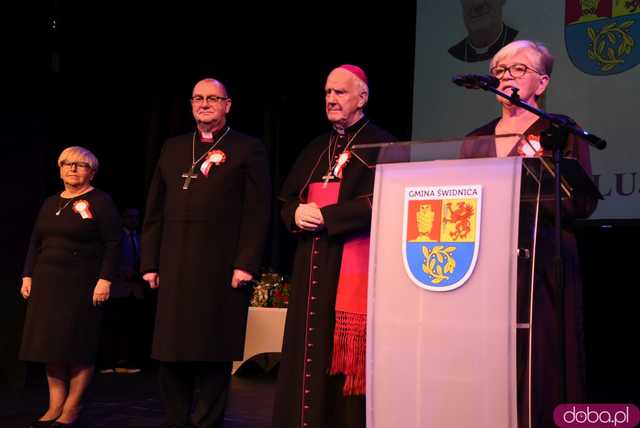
[60,160,92,170]
[490,63,543,79]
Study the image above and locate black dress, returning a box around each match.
[461,117,598,427]
[20,189,121,364]
[272,118,396,428]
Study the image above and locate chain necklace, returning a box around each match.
[56,198,73,216]
[192,126,230,167]
[181,126,231,190]
[322,120,369,182]
[56,186,94,215]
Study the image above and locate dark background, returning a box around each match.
[0,0,637,408]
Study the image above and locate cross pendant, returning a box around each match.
[321,174,335,188]
[181,168,198,190]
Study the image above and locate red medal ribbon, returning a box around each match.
[333,150,352,179]
[72,199,93,219]
[517,134,544,157]
[200,150,227,177]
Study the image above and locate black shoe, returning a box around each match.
[51,421,79,428]
[30,419,57,428]
[51,414,81,428]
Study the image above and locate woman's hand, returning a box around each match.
[20,277,32,299]
[93,279,111,306]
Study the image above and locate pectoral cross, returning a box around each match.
[321,174,335,188]
[181,167,198,190]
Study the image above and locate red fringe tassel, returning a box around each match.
[329,310,367,396]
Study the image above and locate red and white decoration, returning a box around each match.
[333,150,352,179]
[72,200,93,219]
[200,150,227,177]
[517,135,544,158]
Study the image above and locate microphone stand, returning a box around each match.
[473,80,606,404]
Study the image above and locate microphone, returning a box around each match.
[452,74,500,89]
[578,129,607,150]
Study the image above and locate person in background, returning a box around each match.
[448,0,519,62]
[99,207,147,375]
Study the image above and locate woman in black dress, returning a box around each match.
[20,146,121,427]
[460,40,598,427]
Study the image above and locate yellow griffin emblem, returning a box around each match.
[443,202,475,240]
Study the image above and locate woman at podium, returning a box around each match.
[460,40,598,427]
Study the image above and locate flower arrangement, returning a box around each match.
[250,271,290,308]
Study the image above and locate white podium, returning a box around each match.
[366,157,522,428]
[232,307,287,374]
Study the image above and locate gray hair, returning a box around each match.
[491,40,554,76]
[57,146,99,172]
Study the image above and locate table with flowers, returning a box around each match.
[232,272,290,374]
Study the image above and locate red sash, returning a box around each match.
[307,183,369,396]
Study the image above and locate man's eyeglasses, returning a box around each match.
[190,95,229,105]
[60,160,92,170]
[490,63,543,79]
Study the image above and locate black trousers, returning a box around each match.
[158,361,232,428]
[99,296,146,368]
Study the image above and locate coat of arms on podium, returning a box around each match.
[565,0,640,75]
[403,185,482,291]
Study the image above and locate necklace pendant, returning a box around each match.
[322,174,336,188]
[55,210,61,216]
[181,166,199,190]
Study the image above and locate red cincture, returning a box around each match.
[72,200,93,219]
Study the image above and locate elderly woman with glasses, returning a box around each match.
[460,40,598,427]
[19,146,121,427]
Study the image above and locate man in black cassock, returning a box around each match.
[272,65,397,428]
[141,78,271,428]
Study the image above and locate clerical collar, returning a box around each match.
[198,125,229,144]
[467,24,506,54]
[333,116,368,137]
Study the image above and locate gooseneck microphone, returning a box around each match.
[452,74,500,89]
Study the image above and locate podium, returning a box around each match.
[354,136,600,428]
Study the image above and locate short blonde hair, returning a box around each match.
[491,40,554,76]
[57,146,99,172]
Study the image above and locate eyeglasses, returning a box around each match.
[190,95,229,105]
[60,160,92,170]
[490,63,544,79]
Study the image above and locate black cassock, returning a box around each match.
[272,117,396,428]
[461,116,598,428]
[141,128,271,362]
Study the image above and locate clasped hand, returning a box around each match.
[294,202,325,231]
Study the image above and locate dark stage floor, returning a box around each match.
[0,363,276,428]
